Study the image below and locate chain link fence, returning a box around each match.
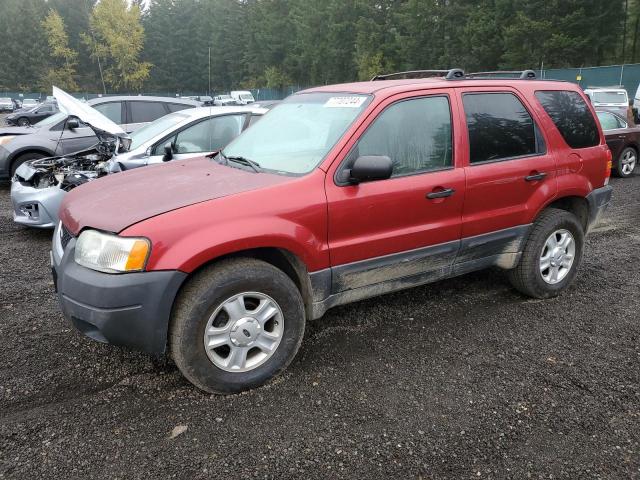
[3,64,640,102]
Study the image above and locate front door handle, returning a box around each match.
[524,172,547,182]
[426,188,455,199]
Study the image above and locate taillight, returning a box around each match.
[604,146,612,185]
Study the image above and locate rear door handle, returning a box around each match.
[426,188,455,199]
[524,172,547,182]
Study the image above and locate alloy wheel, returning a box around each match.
[203,292,284,372]
[621,149,637,176]
[539,229,576,284]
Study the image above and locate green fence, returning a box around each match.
[541,64,640,99]
[4,64,640,101]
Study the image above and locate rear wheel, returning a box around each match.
[17,117,30,127]
[615,146,637,178]
[508,208,584,298]
[10,152,46,177]
[170,258,305,394]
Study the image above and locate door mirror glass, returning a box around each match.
[347,155,393,184]
[163,142,174,162]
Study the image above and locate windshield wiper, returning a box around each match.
[224,154,262,173]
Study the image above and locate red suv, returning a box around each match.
[52,69,613,393]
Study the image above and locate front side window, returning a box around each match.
[463,92,539,163]
[93,102,122,124]
[174,114,245,153]
[129,111,189,151]
[222,92,371,175]
[38,112,66,128]
[348,96,452,177]
[535,90,599,148]
[130,101,167,123]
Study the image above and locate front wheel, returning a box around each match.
[507,208,584,299]
[170,258,305,394]
[17,117,30,127]
[615,146,637,178]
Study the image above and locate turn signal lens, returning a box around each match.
[125,239,151,271]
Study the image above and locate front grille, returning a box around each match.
[60,224,73,250]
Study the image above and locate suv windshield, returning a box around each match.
[129,111,190,150]
[593,91,628,104]
[222,92,370,174]
[0,98,11,102]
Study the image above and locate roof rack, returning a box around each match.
[371,69,465,81]
[465,70,537,79]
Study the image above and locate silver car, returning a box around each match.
[0,97,14,112]
[11,88,266,228]
[0,94,201,180]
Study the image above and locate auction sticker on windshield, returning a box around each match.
[324,96,367,108]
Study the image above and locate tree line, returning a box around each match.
[0,0,638,94]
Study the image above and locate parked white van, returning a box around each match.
[230,90,255,105]
[584,87,629,118]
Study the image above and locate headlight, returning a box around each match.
[0,136,16,146]
[75,229,150,273]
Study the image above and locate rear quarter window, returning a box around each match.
[535,91,599,148]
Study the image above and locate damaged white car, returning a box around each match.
[11,87,266,228]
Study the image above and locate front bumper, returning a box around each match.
[11,179,65,228]
[52,225,187,354]
[586,185,613,232]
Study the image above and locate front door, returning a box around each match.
[325,93,465,294]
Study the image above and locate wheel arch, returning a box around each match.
[538,195,590,232]
[9,148,54,171]
[176,247,316,320]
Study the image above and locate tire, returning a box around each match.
[17,117,30,127]
[10,152,46,177]
[507,208,584,299]
[170,258,305,394]
[614,146,637,178]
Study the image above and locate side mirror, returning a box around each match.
[67,118,80,130]
[163,142,174,162]
[346,155,393,184]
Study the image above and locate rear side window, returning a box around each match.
[535,91,599,148]
[167,103,191,113]
[93,102,122,124]
[596,111,627,131]
[463,93,539,163]
[130,101,168,123]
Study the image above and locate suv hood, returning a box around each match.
[59,157,290,235]
[53,86,130,148]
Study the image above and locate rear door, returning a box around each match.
[325,91,465,293]
[456,89,557,258]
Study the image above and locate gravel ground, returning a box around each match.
[0,177,639,479]
[0,113,9,127]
